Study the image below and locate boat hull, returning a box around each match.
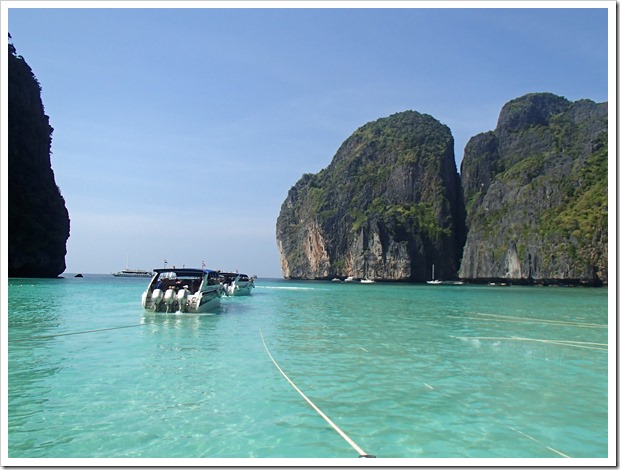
[221,273,255,296]
[142,268,224,313]
[114,270,153,277]
[225,281,254,296]
[192,288,224,312]
[142,286,223,313]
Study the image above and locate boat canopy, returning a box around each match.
[153,268,218,277]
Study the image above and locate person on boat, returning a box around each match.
[155,278,167,290]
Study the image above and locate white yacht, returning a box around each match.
[113,268,153,277]
[427,264,442,284]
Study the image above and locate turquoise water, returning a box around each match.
[7,276,609,461]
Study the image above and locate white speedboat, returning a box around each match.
[344,276,355,282]
[361,278,375,284]
[142,268,224,313]
[221,272,255,296]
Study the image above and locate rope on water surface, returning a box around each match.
[9,324,145,342]
[451,312,607,329]
[259,328,375,458]
[409,373,573,458]
[507,426,571,458]
[451,335,608,351]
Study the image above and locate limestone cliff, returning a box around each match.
[276,111,466,281]
[8,38,70,277]
[460,93,607,285]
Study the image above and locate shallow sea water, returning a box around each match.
[6,275,610,462]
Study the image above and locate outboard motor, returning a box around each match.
[164,288,177,312]
[150,289,164,312]
[177,286,190,312]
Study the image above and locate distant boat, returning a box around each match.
[344,276,355,282]
[113,256,153,277]
[221,272,255,296]
[142,268,224,313]
[361,278,375,284]
[427,264,442,285]
[113,268,153,277]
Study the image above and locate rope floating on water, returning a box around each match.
[9,324,145,342]
[411,374,572,458]
[507,426,571,458]
[259,328,375,458]
[475,312,606,327]
[452,312,606,329]
[452,335,608,351]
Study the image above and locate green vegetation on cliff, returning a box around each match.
[277,111,465,281]
[459,93,607,284]
[278,93,607,285]
[539,132,607,270]
[301,112,458,237]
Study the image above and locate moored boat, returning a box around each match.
[142,268,224,313]
[427,264,442,285]
[221,272,255,296]
[113,268,153,277]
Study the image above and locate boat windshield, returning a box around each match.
[153,271,204,293]
[158,271,178,280]
[206,271,221,286]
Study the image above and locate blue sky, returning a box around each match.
[4,2,610,277]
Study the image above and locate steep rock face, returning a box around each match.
[460,93,607,285]
[8,40,70,277]
[276,111,466,281]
